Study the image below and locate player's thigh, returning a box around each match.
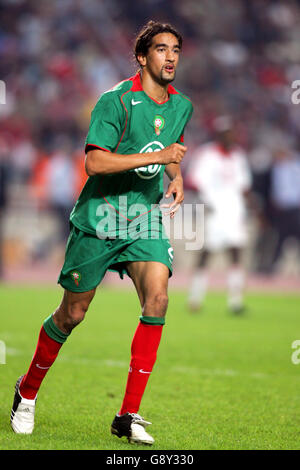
[197,249,210,268]
[58,223,125,292]
[126,261,169,314]
[227,247,243,265]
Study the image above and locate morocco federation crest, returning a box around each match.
[71,271,81,286]
[153,115,165,136]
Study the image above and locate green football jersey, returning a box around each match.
[70,72,193,237]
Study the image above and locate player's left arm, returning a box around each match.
[162,162,184,219]
[238,151,258,213]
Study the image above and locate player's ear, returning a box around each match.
[137,53,147,67]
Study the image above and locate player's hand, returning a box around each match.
[160,176,184,219]
[157,143,187,165]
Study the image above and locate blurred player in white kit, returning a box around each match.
[186,116,252,313]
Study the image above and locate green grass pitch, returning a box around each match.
[1,284,300,450]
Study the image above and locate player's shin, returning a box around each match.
[227,268,245,312]
[188,269,208,310]
[19,314,69,400]
[119,316,165,415]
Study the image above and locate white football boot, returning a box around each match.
[10,375,36,434]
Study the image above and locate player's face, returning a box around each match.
[219,129,235,148]
[139,33,181,85]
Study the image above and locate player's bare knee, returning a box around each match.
[144,292,168,317]
[67,301,89,329]
[55,300,89,333]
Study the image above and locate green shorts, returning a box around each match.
[58,223,174,293]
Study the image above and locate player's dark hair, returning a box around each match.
[134,20,182,66]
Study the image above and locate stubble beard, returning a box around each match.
[160,68,176,85]
[145,65,176,87]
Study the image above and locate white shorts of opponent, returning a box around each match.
[203,210,248,252]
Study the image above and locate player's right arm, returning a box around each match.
[85,90,186,176]
[85,143,187,176]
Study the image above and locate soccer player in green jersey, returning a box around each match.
[11,20,193,445]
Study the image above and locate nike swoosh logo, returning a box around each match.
[36,364,50,369]
[139,369,151,374]
[131,99,142,106]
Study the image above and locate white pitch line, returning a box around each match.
[5,347,23,356]
[172,365,269,379]
[59,355,269,379]
[0,332,13,340]
[59,356,128,368]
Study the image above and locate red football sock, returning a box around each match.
[19,326,63,400]
[119,321,163,415]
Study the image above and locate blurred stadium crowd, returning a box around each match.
[1,0,300,278]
